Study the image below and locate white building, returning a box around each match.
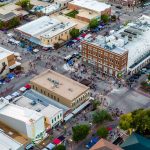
[0,98,45,140]
[0,47,21,77]
[15,16,77,47]
[0,132,24,150]
[41,104,63,128]
[68,0,111,14]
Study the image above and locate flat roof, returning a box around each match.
[0,99,43,125]
[0,132,23,150]
[51,13,88,30]
[16,16,60,37]
[0,3,20,15]
[41,20,77,39]
[41,104,62,118]
[0,47,13,60]
[37,4,60,14]
[30,0,50,6]
[30,69,89,101]
[23,90,70,114]
[69,0,110,13]
[77,9,99,20]
[14,95,63,117]
[84,15,150,68]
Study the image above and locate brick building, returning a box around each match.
[82,15,150,76]
[81,36,128,77]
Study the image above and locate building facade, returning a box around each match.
[15,16,77,47]
[81,40,128,77]
[30,69,90,109]
[41,105,63,128]
[0,98,45,140]
[0,47,20,78]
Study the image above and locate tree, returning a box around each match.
[17,0,32,10]
[119,113,133,130]
[111,15,117,22]
[148,74,150,81]
[92,109,112,124]
[69,28,80,38]
[0,21,4,29]
[9,17,20,28]
[91,100,100,110]
[119,109,150,136]
[53,144,66,150]
[97,127,108,138]
[72,124,90,142]
[101,14,110,24]
[54,42,60,49]
[89,19,99,29]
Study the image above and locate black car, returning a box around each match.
[116,6,122,9]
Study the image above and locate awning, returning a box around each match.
[9,62,21,69]
[25,84,31,89]
[72,100,90,115]
[53,138,61,145]
[64,113,74,122]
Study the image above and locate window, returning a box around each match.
[41,89,43,93]
[60,113,62,117]
[51,95,53,99]
[52,119,53,123]
[58,115,59,119]
[57,98,59,102]
[55,117,56,121]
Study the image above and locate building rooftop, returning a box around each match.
[77,9,99,20]
[41,20,77,39]
[30,69,89,101]
[84,15,150,69]
[30,0,50,6]
[51,13,88,30]
[121,133,150,150]
[0,3,28,21]
[31,4,60,15]
[41,104,62,118]
[0,132,23,150]
[0,47,13,60]
[16,16,60,37]
[90,138,123,150]
[14,95,63,116]
[0,98,43,125]
[22,89,70,114]
[69,0,110,13]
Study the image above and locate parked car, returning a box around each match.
[116,5,122,9]
[86,136,100,149]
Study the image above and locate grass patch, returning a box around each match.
[66,10,78,18]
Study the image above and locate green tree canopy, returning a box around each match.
[0,21,4,29]
[69,28,80,38]
[119,113,133,130]
[9,17,20,28]
[89,19,99,29]
[17,0,32,10]
[92,109,112,124]
[72,124,90,142]
[97,126,108,138]
[91,100,100,110]
[53,144,66,150]
[101,14,110,24]
[119,109,150,136]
